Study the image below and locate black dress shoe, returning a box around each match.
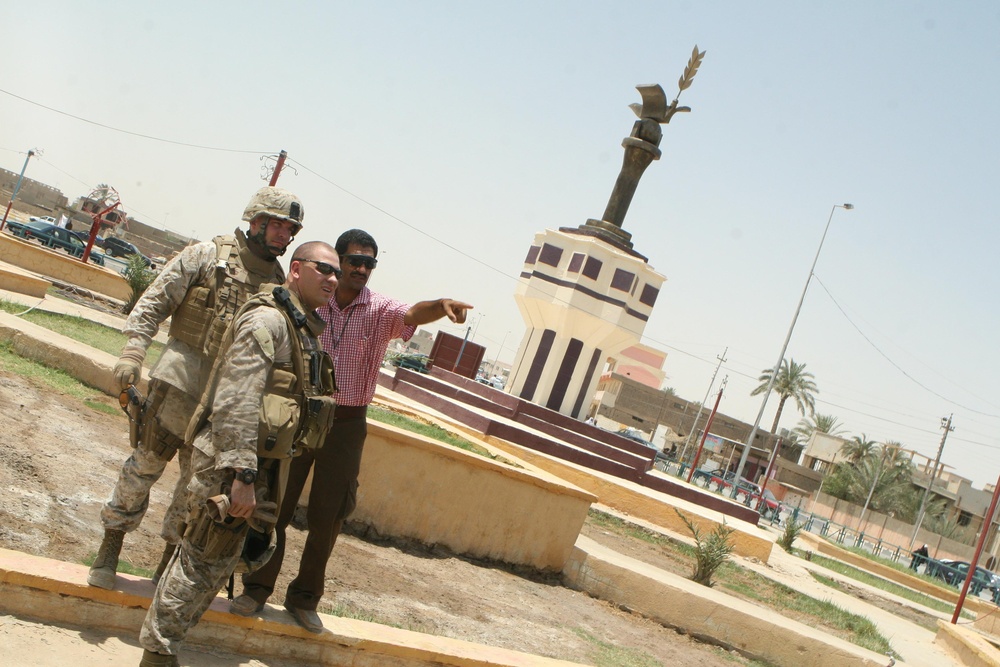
[284,602,323,633]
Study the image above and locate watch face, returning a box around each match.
[239,469,256,484]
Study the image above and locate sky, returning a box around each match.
[3,2,999,486]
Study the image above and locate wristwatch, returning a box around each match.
[234,468,257,485]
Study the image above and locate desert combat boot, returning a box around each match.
[88,528,125,589]
[139,650,179,667]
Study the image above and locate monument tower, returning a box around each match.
[508,47,705,419]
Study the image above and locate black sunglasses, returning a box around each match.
[342,254,378,270]
[298,259,343,278]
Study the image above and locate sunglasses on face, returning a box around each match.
[342,254,378,270]
[298,259,343,279]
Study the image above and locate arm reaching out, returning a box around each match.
[404,299,473,326]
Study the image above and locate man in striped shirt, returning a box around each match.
[232,228,472,632]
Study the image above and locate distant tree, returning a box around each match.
[824,442,919,520]
[839,434,878,464]
[793,413,846,443]
[750,358,818,433]
[122,253,156,315]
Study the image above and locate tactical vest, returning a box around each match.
[187,284,337,459]
[168,232,285,361]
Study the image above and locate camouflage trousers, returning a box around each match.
[100,380,199,544]
[140,445,245,656]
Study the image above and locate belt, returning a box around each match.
[334,404,368,422]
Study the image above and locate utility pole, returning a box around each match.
[267,149,288,186]
[686,376,727,484]
[491,330,510,376]
[810,452,837,513]
[756,436,783,513]
[909,414,954,550]
[452,326,472,373]
[0,149,38,232]
[678,348,727,466]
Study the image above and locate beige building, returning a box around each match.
[591,372,782,481]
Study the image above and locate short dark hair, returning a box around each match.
[335,229,378,257]
[291,240,335,263]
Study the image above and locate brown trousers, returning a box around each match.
[241,414,366,610]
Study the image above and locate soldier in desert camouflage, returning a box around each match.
[89,186,303,590]
[138,241,340,667]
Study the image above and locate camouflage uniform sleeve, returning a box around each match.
[211,306,293,471]
[121,241,218,352]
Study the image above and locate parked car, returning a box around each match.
[29,215,57,225]
[617,428,657,449]
[103,236,151,266]
[68,229,106,248]
[391,353,431,373]
[6,220,105,266]
[928,559,996,596]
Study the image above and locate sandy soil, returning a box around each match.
[0,368,755,667]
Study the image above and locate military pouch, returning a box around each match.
[168,285,214,350]
[257,394,301,459]
[183,504,248,560]
[297,395,337,451]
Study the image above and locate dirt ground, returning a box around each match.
[0,368,759,667]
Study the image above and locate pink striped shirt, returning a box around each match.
[317,287,415,407]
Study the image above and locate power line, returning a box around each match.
[7,83,994,449]
[813,275,1000,418]
[0,87,267,154]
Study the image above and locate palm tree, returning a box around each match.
[839,434,878,464]
[823,445,919,520]
[793,413,846,443]
[750,358,818,433]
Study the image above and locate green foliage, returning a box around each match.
[751,358,818,432]
[823,444,921,521]
[83,552,152,577]
[571,627,662,667]
[0,298,163,367]
[122,253,156,314]
[804,552,971,623]
[777,520,803,553]
[793,413,846,442]
[675,509,735,587]
[925,512,978,545]
[368,406,519,467]
[839,434,878,464]
[0,340,114,402]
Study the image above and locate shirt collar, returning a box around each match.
[322,286,371,321]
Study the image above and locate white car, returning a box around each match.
[29,215,57,224]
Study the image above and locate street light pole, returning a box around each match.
[731,203,854,493]
[491,330,510,376]
[0,149,37,232]
[908,414,954,550]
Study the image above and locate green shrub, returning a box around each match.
[777,519,803,553]
[122,253,156,314]
[675,509,734,587]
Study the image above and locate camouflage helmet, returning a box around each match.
[241,186,304,234]
[236,526,278,575]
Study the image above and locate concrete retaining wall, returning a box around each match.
[0,549,588,667]
[325,420,596,571]
[0,233,130,301]
[0,264,51,298]
[564,536,888,667]
[935,620,1000,667]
